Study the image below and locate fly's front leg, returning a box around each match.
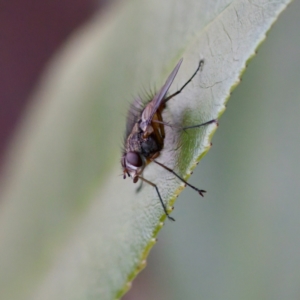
[138,176,175,221]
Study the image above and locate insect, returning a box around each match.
[121,58,216,221]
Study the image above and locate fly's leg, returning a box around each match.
[153,160,206,197]
[164,59,204,103]
[152,119,217,132]
[182,119,217,130]
[135,180,143,193]
[139,176,175,221]
[153,59,217,131]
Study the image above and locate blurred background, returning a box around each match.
[1,1,299,300]
[0,0,107,173]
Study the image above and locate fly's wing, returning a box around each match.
[140,58,183,132]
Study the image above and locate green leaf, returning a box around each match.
[0,0,291,299]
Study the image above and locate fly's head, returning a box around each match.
[121,151,145,183]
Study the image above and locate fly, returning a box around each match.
[121,58,216,221]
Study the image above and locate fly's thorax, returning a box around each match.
[126,131,142,154]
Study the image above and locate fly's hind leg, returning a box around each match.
[152,119,217,132]
[138,176,175,221]
[164,59,204,103]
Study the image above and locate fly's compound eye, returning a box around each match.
[126,152,143,169]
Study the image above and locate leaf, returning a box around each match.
[0,0,291,299]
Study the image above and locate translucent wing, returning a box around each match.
[140,58,183,132]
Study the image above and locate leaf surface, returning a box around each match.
[0,0,291,299]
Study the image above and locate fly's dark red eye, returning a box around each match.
[126,152,143,168]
